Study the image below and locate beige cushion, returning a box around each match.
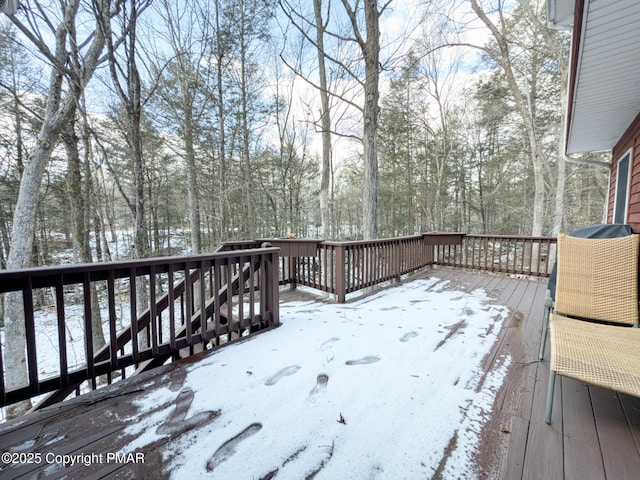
[555,234,639,325]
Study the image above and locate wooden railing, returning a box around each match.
[223,236,433,302]
[291,236,433,302]
[432,234,556,277]
[0,247,280,408]
[222,234,555,303]
[0,233,556,410]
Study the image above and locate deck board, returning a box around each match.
[592,387,640,479]
[521,359,564,480]
[562,379,606,480]
[1,267,640,479]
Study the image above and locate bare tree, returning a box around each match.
[469,0,546,236]
[101,0,152,347]
[280,0,392,239]
[313,0,332,239]
[343,0,385,239]
[518,0,570,235]
[62,116,106,353]
[213,0,231,242]
[154,0,214,253]
[2,0,120,418]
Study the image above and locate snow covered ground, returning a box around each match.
[121,276,511,479]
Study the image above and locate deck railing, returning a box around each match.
[0,232,556,409]
[291,236,433,302]
[0,247,280,408]
[222,234,555,303]
[433,234,556,277]
[220,236,432,302]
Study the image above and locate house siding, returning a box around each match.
[610,113,640,232]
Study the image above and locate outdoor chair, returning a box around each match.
[539,224,634,361]
[543,233,640,425]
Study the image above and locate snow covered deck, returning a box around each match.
[1,268,639,479]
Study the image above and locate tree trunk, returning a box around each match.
[63,119,106,352]
[314,0,332,240]
[102,0,150,348]
[215,0,228,243]
[470,0,545,236]
[3,0,112,418]
[553,39,570,235]
[183,90,201,253]
[240,0,255,238]
[361,0,380,239]
[160,0,203,253]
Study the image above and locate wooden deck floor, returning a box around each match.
[427,268,640,480]
[1,268,639,479]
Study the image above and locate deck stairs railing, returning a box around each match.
[0,247,279,410]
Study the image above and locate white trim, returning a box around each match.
[566,0,590,154]
[606,169,612,223]
[612,148,632,224]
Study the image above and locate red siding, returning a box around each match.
[610,113,640,232]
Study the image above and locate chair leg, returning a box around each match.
[539,289,552,360]
[545,371,557,425]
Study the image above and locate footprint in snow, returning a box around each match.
[206,423,263,472]
[345,355,381,366]
[264,365,301,386]
[400,331,418,342]
[319,337,339,351]
[156,388,220,436]
[167,366,187,392]
[309,373,329,398]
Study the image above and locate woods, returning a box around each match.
[0,0,607,258]
[0,0,607,262]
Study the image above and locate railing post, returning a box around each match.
[289,257,298,290]
[395,240,402,282]
[336,244,346,303]
[266,249,280,326]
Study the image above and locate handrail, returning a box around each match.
[0,247,280,408]
[245,235,432,302]
[222,233,556,302]
[433,234,556,277]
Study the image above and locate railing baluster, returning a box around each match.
[55,275,68,388]
[249,255,256,327]
[226,260,233,343]
[323,245,328,291]
[82,272,95,390]
[214,260,222,346]
[130,270,139,366]
[200,261,208,342]
[168,264,176,353]
[267,250,279,327]
[238,257,244,335]
[491,238,496,271]
[259,254,267,323]
[23,279,38,395]
[149,265,158,357]
[185,266,193,353]
[107,270,117,373]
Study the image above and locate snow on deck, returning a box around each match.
[121,276,510,479]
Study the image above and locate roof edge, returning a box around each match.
[564,0,586,155]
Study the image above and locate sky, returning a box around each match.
[275,0,495,164]
[116,275,511,479]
